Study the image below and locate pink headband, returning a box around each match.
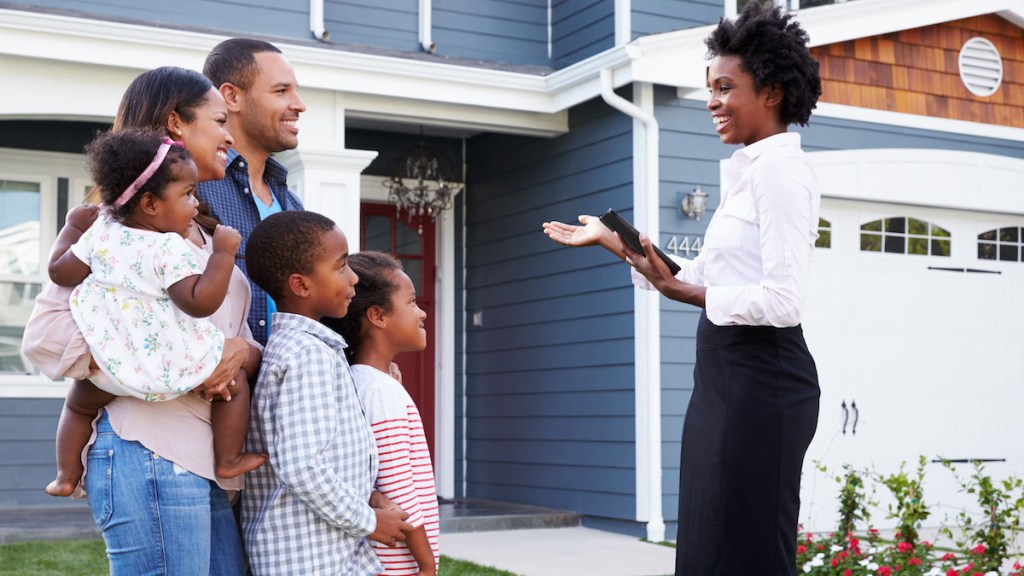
[112,136,184,208]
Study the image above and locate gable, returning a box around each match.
[811,14,1024,128]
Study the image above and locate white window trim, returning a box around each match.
[0,148,90,397]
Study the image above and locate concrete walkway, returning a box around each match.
[441,526,676,576]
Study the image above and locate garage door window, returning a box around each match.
[815,218,831,249]
[978,227,1023,261]
[860,217,951,257]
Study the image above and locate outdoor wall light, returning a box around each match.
[681,185,708,221]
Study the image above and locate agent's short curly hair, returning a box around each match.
[705,1,822,126]
[321,251,403,362]
[245,210,337,302]
[85,128,192,220]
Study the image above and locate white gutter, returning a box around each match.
[599,67,666,544]
[310,0,329,41]
[419,0,436,52]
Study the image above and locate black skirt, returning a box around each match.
[675,312,820,576]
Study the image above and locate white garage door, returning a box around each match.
[796,150,1024,532]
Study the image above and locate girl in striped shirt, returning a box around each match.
[327,251,439,576]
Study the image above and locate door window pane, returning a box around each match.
[396,221,422,257]
[0,180,42,276]
[0,280,41,374]
[364,215,392,253]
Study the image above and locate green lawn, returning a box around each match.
[0,539,516,576]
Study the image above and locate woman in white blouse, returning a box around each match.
[543,4,822,574]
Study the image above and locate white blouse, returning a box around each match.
[635,132,820,327]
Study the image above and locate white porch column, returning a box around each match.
[278,148,378,246]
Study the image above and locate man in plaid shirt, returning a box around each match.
[199,38,306,345]
[242,211,411,574]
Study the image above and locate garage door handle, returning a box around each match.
[841,400,849,435]
[851,400,859,435]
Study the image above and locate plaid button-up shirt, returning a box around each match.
[196,150,303,345]
[242,313,382,575]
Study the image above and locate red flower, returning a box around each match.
[849,537,860,548]
[1016,562,1023,570]
[897,541,914,553]
[878,566,892,576]
[796,545,807,554]
[940,553,955,561]
[832,557,839,568]
[908,557,922,566]
[844,571,852,576]
[970,544,986,555]
[946,570,957,576]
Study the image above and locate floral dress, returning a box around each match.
[69,215,224,401]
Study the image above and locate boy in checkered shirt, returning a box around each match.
[241,210,411,575]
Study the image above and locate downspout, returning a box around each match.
[310,0,329,41]
[599,67,666,543]
[419,0,437,52]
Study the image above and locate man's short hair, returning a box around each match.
[203,38,283,91]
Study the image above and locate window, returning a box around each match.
[978,227,1024,262]
[0,179,44,374]
[860,217,951,257]
[815,218,831,248]
[0,149,90,392]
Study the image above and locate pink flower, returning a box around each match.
[946,570,958,576]
[970,544,986,555]
[940,553,956,561]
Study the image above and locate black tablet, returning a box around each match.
[599,209,682,276]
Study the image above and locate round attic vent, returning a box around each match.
[958,37,1003,97]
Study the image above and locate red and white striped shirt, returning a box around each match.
[351,364,439,575]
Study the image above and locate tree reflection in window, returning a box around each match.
[978,227,1024,262]
[815,217,831,249]
[860,217,951,257]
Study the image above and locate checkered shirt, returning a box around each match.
[196,149,303,346]
[242,313,382,575]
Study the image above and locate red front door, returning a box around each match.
[359,203,436,460]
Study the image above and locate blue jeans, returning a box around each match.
[86,412,245,576]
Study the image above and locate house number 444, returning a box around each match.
[666,236,703,256]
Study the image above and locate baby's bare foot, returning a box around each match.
[45,476,78,497]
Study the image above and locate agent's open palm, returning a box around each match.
[542,214,611,248]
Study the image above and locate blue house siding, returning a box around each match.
[653,86,1024,539]
[10,0,309,40]
[433,0,548,67]
[632,0,721,38]
[551,0,614,69]
[325,1,419,52]
[462,95,637,519]
[0,399,66,506]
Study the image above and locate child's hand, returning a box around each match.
[211,224,241,256]
[369,490,400,511]
[66,205,100,233]
[369,508,412,548]
[195,367,243,401]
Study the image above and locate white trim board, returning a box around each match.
[677,89,1024,143]
[8,0,1021,134]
